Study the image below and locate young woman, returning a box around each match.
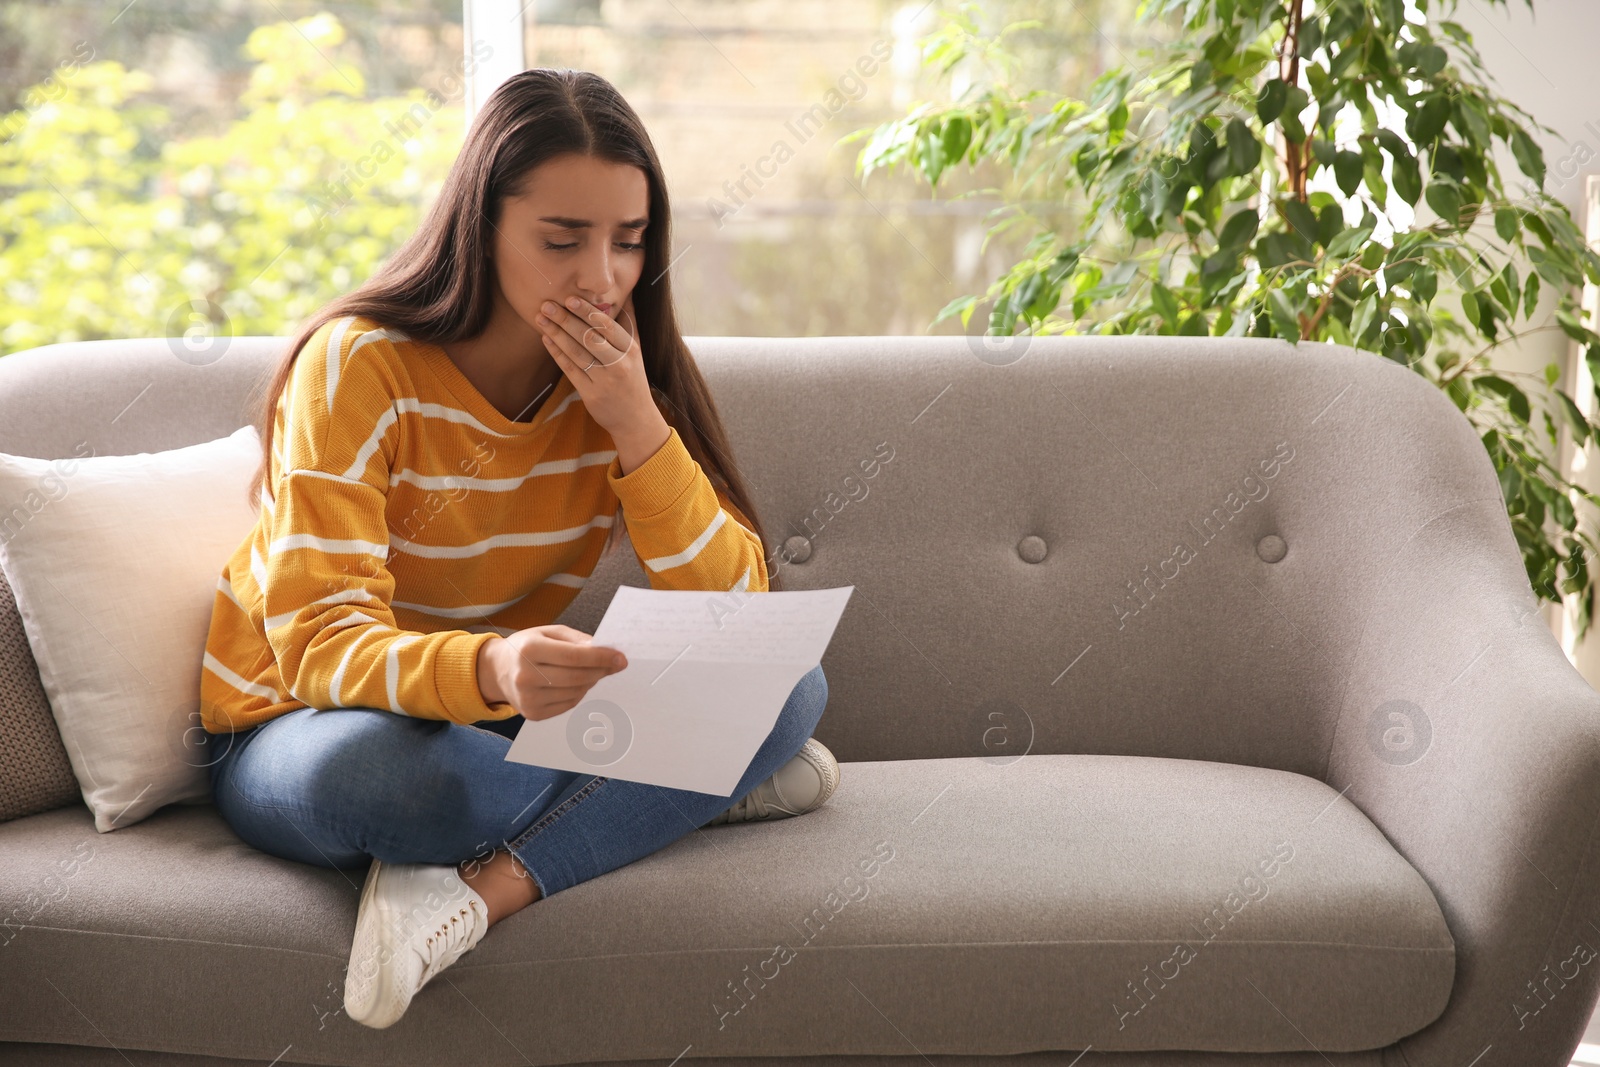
[196,68,837,1031]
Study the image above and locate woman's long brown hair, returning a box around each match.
[242,67,780,590]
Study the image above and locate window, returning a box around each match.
[0,0,1141,352]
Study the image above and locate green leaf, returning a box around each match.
[1328,42,1362,79]
[1415,44,1447,78]
[1281,199,1319,245]
[941,116,972,166]
[1267,288,1301,342]
[1218,208,1259,250]
[1200,250,1237,281]
[1525,212,1555,245]
[1391,153,1422,206]
[1325,225,1374,261]
[936,293,980,326]
[1409,94,1451,145]
[1151,281,1181,326]
[1317,203,1345,247]
[1556,309,1596,345]
[1351,293,1378,341]
[919,126,946,185]
[1362,150,1389,210]
[1495,208,1520,243]
[1300,14,1323,53]
[1257,79,1287,124]
[1529,245,1569,287]
[1509,385,1531,423]
[1490,272,1514,317]
[1524,270,1542,317]
[1317,100,1343,137]
[1257,233,1298,269]
[1454,97,1492,146]
[1510,127,1547,187]
[1333,150,1364,196]
[1498,461,1521,501]
[1500,263,1522,319]
[1225,118,1261,175]
[1280,85,1309,141]
[1557,389,1591,448]
[1413,264,1438,303]
[1425,181,1462,228]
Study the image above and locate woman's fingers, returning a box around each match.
[517,659,614,686]
[540,297,628,359]
[569,296,633,351]
[537,312,590,371]
[537,624,595,645]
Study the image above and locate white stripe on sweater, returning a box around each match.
[388,450,616,492]
[392,591,531,619]
[203,651,281,702]
[264,588,382,632]
[268,533,389,558]
[216,574,245,613]
[642,509,728,572]
[346,327,404,360]
[329,622,389,707]
[389,513,613,559]
[385,634,423,714]
[321,316,356,414]
[335,405,399,482]
[390,391,581,439]
[250,544,269,592]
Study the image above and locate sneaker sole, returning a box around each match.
[344,858,401,1028]
[796,738,840,812]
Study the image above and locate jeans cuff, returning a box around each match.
[504,774,608,897]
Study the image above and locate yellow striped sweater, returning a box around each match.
[199,314,769,734]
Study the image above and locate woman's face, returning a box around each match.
[492,152,650,340]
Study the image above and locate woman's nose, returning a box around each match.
[576,245,615,296]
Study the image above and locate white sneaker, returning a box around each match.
[704,737,840,826]
[343,858,490,1029]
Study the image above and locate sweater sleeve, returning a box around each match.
[606,424,771,594]
[260,319,508,724]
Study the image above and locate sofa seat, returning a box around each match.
[0,753,1454,1066]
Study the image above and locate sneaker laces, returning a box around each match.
[414,897,485,987]
[727,785,771,821]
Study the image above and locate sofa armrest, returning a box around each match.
[1327,496,1600,1066]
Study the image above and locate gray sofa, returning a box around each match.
[1,332,1599,1067]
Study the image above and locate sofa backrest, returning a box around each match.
[0,334,1519,779]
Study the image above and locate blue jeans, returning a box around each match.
[205,664,828,899]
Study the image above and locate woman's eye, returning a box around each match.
[617,241,645,251]
[543,241,578,251]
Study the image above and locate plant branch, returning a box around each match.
[1277,0,1306,201]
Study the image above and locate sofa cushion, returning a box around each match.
[0,563,79,823]
[0,425,262,833]
[0,753,1452,1064]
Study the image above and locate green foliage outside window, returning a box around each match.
[850,0,1600,641]
[0,13,461,355]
